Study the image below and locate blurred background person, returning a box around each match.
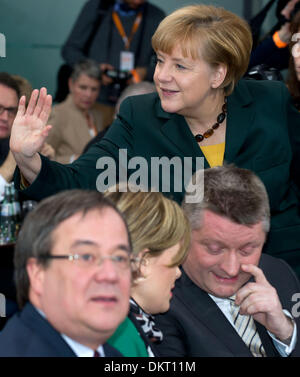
[0,73,21,196]
[105,187,190,356]
[57,0,165,124]
[249,0,300,71]
[287,10,300,109]
[47,60,106,164]
[248,1,300,112]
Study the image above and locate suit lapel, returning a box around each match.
[155,100,210,169]
[256,321,280,357]
[155,82,256,169]
[103,343,123,357]
[21,303,76,357]
[225,81,256,163]
[177,272,253,356]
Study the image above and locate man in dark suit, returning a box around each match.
[155,165,300,357]
[0,73,20,201]
[0,189,133,357]
[59,0,165,106]
[0,73,55,202]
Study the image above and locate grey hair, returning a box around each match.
[183,165,270,233]
[71,59,101,82]
[115,81,156,116]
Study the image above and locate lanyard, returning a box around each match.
[112,11,143,50]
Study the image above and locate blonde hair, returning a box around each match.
[105,188,190,267]
[152,5,252,95]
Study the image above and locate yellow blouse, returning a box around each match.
[200,142,225,167]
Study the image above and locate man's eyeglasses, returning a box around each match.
[0,105,18,118]
[40,252,138,270]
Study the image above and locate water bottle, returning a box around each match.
[0,185,14,244]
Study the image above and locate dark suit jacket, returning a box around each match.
[249,35,289,71]
[15,79,300,273]
[0,137,9,166]
[154,254,300,357]
[0,303,122,357]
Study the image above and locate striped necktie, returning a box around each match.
[229,296,266,357]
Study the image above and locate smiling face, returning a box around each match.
[183,210,266,298]
[69,73,100,111]
[28,208,131,349]
[0,84,18,139]
[132,243,182,314]
[153,45,225,121]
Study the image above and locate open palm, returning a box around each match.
[10,87,52,157]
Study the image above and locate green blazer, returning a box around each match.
[16,79,300,274]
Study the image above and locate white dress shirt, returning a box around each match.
[61,334,105,357]
[36,308,105,357]
[209,294,297,357]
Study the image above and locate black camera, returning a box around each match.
[244,64,283,82]
[104,69,132,103]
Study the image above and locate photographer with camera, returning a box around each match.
[58,0,165,124]
[101,67,133,104]
[286,10,300,109]
[249,0,300,70]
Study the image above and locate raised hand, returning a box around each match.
[9,87,53,184]
[10,87,52,158]
[235,264,294,342]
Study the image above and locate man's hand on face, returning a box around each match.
[235,264,294,343]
